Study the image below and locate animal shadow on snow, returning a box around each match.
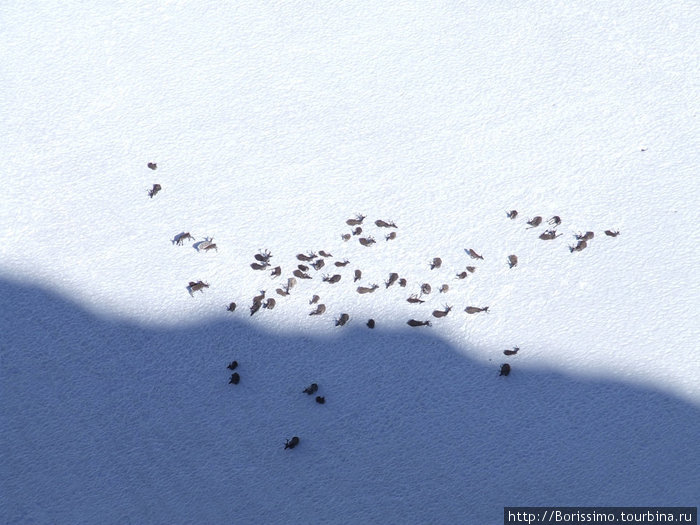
[1,276,698,525]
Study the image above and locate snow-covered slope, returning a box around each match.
[2,1,698,523]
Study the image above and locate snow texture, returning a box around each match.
[1,1,699,523]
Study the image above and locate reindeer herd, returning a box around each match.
[148,161,622,450]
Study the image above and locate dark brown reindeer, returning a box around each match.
[251,262,269,271]
[303,383,318,395]
[456,271,468,279]
[335,313,350,326]
[188,281,209,295]
[432,305,453,318]
[226,302,237,312]
[346,214,366,226]
[287,277,297,290]
[309,295,320,305]
[352,227,363,236]
[398,278,407,287]
[421,283,432,295]
[284,436,300,450]
[604,229,620,237]
[297,264,309,272]
[270,266,282,278]
[357,284,379,294]
[309,304,326,316]
[506,210,518,219]
[354,269,362,282]
[255,249,272,262]
[430,257,442,270]
[293,269,312,279]
[539,230,561,240]
[569,239,588,253]
[297,252,317,262]
[407,319,431,327]
[526,216,542,228]
[576,231,595,241]
[385,272,399,288]
[503,347,520,356]
[334,259,350,267]
[276,285,290,297]
[322,274,342,284]
[229,372,240,384]
[227,360,238,370]
[263,298,276,310]
[367,319,375,329]
[250,300,262,316]
[466,266,476,273]
[147,162,157,170]
[311,259,325,271]
[465,306,489,314]
[173,232,194,246]
[148,184,162,198]
[341,233,351,241]
[375,219,397,228]
[318,250,333,257]
[407,294,425,304]
[466,248,484,260]
[548,216,561,226]
[385,232,397,241]
[508,255,518,268]
[439,284,449,293]
[315,396,325,404]
[499,363,511,376]
[359,236,376,246]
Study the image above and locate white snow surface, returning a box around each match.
[2,1,699,523]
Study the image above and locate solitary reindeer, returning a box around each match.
[456,271,468,279]
[346,214,366,226]
[604,229,620,237]
[508,255,518,268]
[174,232,194,246]
[148,184,162,198]
[354,269,362,282]
[465,306,489,314]
[430,258,442,270]
[526,216,542,228]
[503,347,520,356]
[341,233,351,241]
[407,319,431,327]
[303,383,318,395]
[284,436,300,450]
[334,259,350,267]
[335,313,350,326]
[432,305,452,318]
[386,232,397,241]
[297,252,317,262]
[147,162,157,170]
[309,304,326,316]
[270,266,281,278]
[576,231,595,241]
[359,237,376,246]
[375,219,397,228]
[293,269,312,279]
[466,248,484,260]
[226,302,237,312]
[569,239,588,253]
[322,274,341,284]
[367,319,375,329]
[507,210,518,219]
[357,284,379,294]
[539,230,561,240]
[499,363,511,376]
[466,266,476,273]
[188,281,209,295]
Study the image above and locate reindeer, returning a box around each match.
[548,216,561,226]
[439,284,449,293]
[352,227,363,236]
[576,231,595,241]
[284,436,300,450]
[506,210,518,219]
[188,281,209,295]
[398,278,407,287]
[297,264,309,272]
[526,216,542,228]
[293,269,312,279]
[147,162,157,170]
[464,306,489,314]
[303,383,318,395]
[322,274,342,284]
[250,301,262,316]
[251,262,269,270]
[375,219,397,228]
[335,313,350,326]
[229,372,240,384]
[466,248,484,260]
[357,284,379,294]
[341,233,351,241]
[367,319,375,329]
[456,271,468,279]
[287,277,297,290]
[569,239,588,253]
[199,239,218,252]
[499,363,511,376]
[385,232,397,241]
[309,304,326,316]
[226,302,237,312]
[385,273,399,288]
[255,249,272,262]
[354,269,362,282]
[421,283,432,295]
[407,294,425,304]
[508,255,518,268]
[309,295,320,305]
[430,257,442,270]
[359,236,375,246]
[315,396,325,404]
[539,230,561,240]
[173,232,194,246]
[263,298,276,310]
[503,347,519,356]
[148,184,162,198]
[297,252,317,262]
[311,259,325,271]
[276,285,291,297]
[335,259,350,267]
[466,266,476,273]
[346,214,366,226]
[227,360,238,370]
[604,229,620,237]
[270,266,281,278]
[407,319,431,327]
[318,250,333,257]
[432,305,452,318]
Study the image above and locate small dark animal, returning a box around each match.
[188,281,209,294]
[322,274,341,284]
[385,273,399,288]
[334,259,350,267]
[508,255,518,268]
[263,298,276,310]
[309,304,326,316]
[346,214,366,226]
[309,294,320,305]
[539,230,561,240]
[367,319,375,329]
[465,306,489,314]
[359,237,375,246]
[251,262,269,270]
[375,219,397,228]
[354,269,362,282]
[226,302,237,312]
[548,216,561,226]
[147,162,157,170]
[604,229,620,237]
[341,233,351,241]
[506,210,518,219]
[270,266,281,278]
[229,373,240,384]
[293,269,312,279]
[297,264,309,272]
[576,231,594,241]
[569,239,588,253]
[439,284,449,293]
[315,396,325,404]
[227,360,238,370]
[252,291,266,304]
[466,248,484,260]
[430,257,442,270]
[303,383,318,395]
[335,313,350,326]
[466,266,476,273]
[352,227,363,236]
[421,283,431,295]
[276,285,290,297]
[297,252,317,262]
[311,259,325,270]
[357,284,379,294]
[287,277,297,290]
[527,216,542,228]
[250,301,262,316]
[398,278,407,287]
[148,184,162,198]
[284,436,300,450]
[318,250,332,257]
[432,305,452,318]
[255,249,272,262]
[174,232,194,246]
[385,232,397,241]
[407,294,424,304]
[456,272,467,279]
[499,363,511,376]
[503,347,519,356]
[407,319,431,327]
